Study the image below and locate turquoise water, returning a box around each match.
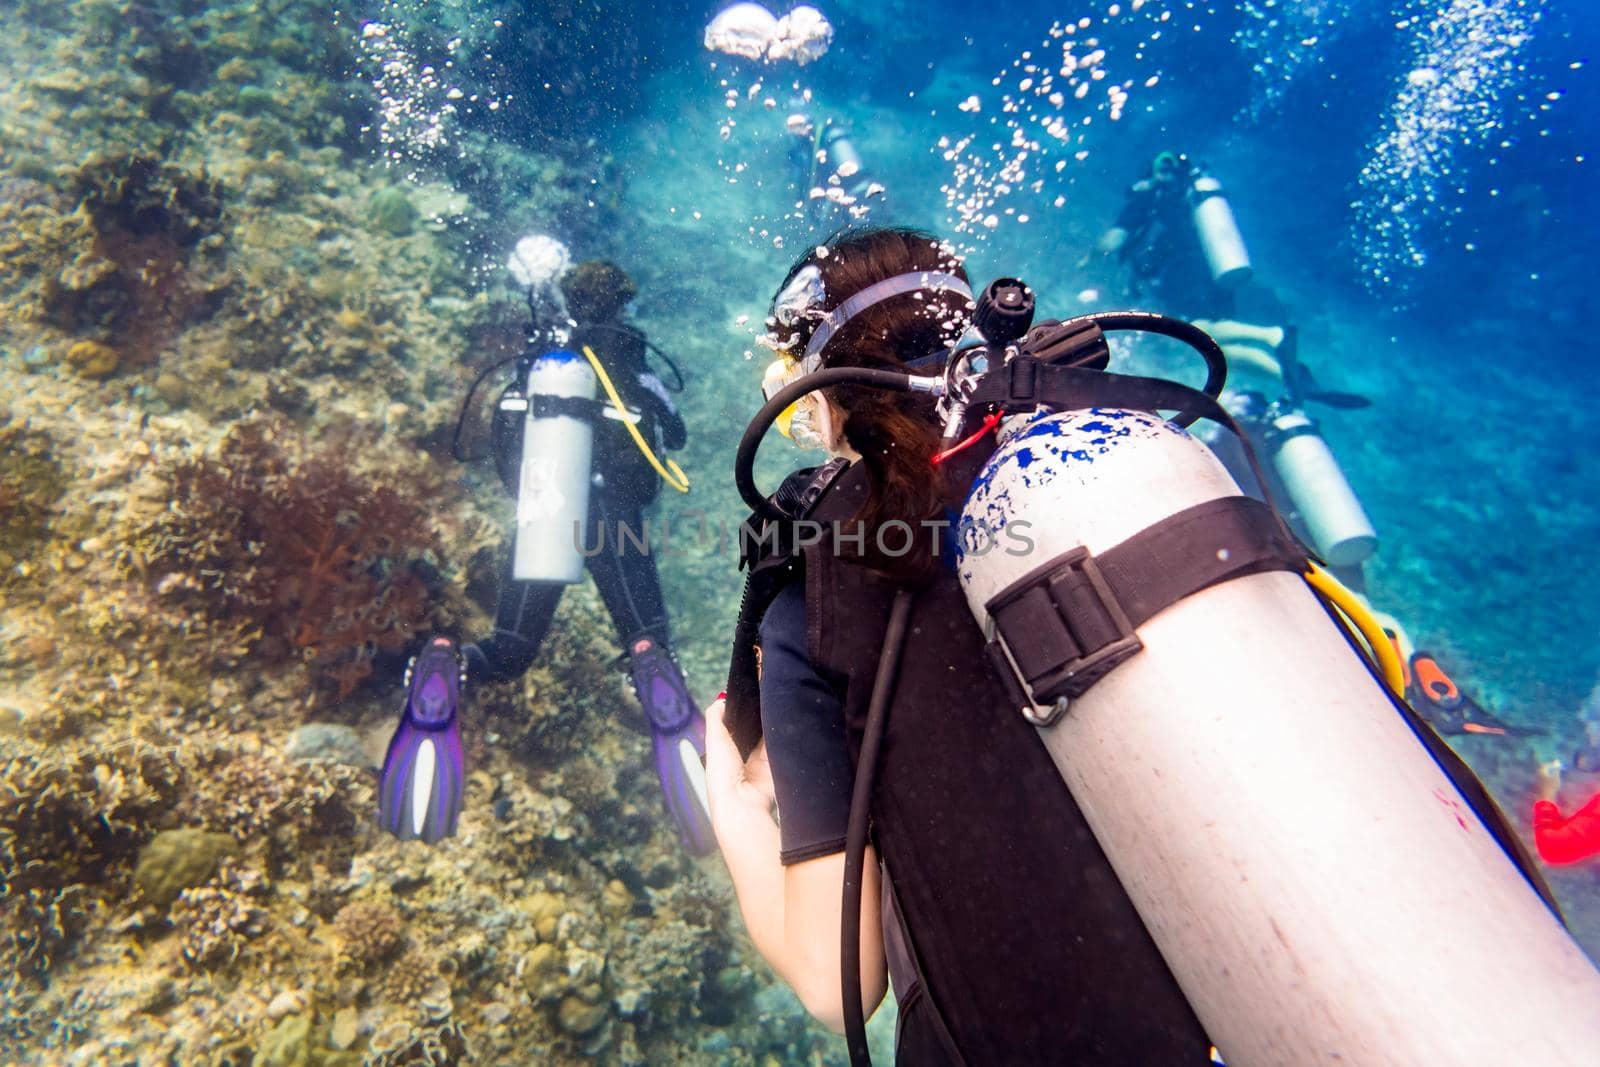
[1,0,1595,1062]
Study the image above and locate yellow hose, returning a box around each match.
[1304,562,1405,698]
[581,345,690,494]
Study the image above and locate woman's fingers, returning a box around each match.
[705,697,777,814]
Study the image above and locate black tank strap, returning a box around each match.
[986,496,1306,719]
[724,459,852,759]
[1096,495,1307,629]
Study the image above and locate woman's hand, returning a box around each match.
[702,696,888,1032]
[704,695,777,844]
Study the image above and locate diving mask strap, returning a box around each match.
[800,271,973,367]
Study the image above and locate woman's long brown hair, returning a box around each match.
[769,226,974,574]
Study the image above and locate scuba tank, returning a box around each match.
[1194,318,1379,568]
[952,331,1599,1067]
[818,123,875,205]
[789,102,882,223]
[1264,404,1378,567]
[733,286,1600,1067]
[501,349,597,584]
[1189,172,1253,288]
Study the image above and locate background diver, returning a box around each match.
[379,240,714,854]
[1089,149,1258,321]
[1090,150,1538,742]
[785,96,887,230]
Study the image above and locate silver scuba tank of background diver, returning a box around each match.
[1264,405,1377,568]
[512,349,597,584]
[1189,173,1253,288]
[818,124,873,202]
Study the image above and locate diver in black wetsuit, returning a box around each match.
[1093,150,1242,321]
[468,261,686,685]
[471,259,713,854]
[379,256,714,854]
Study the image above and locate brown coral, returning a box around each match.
[64,338,120,378]
[377,945,447,1005]
[171,882,267,971]
[0,738,183,899]
[366,1017,471,1066]
[331,898,407,968]
[0,421,67,581]
[3,887,90,989]
[69,153,224,250]
[179,748,363,846]
[39,153,229,362]
[143,417,445,695]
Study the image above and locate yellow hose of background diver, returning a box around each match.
[581,344,690,494]
[1304,562,1405,697]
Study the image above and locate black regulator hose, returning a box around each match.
[736,312,1226,515]
[735,366,927,519]
[842,585,918,1067]
[451,353,524,462]
[1052,311,1229,421]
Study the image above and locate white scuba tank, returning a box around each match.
[1266,408,1378,567]
[512,349,596,584]
[956,408,1600,1066]
[1190,174,1253,288]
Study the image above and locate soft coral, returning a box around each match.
[152,417,440,696]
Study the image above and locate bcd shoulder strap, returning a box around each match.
[723,458,852,758]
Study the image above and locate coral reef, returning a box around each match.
[3,886,90,988]
[332,899,408,969]
[133,827,238,910]
[0,738,184,901]
[0,421,67,580]
[40,153,231,365]
[0,0,837,1062]
[140,417,446,696]
[171,880,268,971]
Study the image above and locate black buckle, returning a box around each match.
[1020,319,1109,370]
[983,546,1143,725]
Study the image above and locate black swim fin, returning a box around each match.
[1277,327,1372,409]
[1291,364,1372,409]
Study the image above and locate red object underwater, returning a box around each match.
[1532,793,1600,865]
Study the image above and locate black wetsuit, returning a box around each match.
[467,322,686,682]
[1113,173,1235,320]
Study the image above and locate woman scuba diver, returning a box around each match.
[705,225,1600,1066]
[705,225,1213,1062]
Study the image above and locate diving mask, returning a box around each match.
[761,354,826,447]
[760,266,974,449]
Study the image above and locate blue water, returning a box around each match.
[2,0,1597,1062]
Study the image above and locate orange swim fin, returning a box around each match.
[1406,651,1542,738]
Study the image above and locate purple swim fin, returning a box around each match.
[379,636,466,844]
[628,637,715,856]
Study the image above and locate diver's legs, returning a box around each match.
[463,556,564,683]
[588,492,713,853]
[587,494,671,650]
